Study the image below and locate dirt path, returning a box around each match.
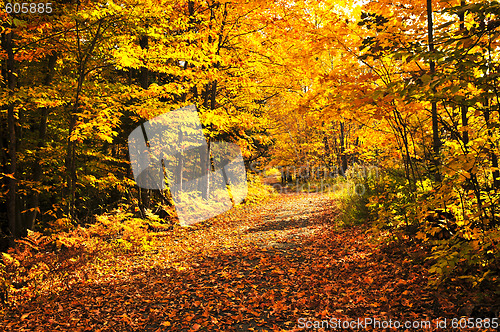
[1,193,494,331]
[238,193,335,250]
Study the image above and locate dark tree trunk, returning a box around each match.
[65,113,77,218]
[340,121,348,175]
[139,34,149,89]
[203,83,211,108]
[459,1,469,151]
[211,80,217,110]
[2,28,19,242]
[427,0,442,182]
[24,53,57,230]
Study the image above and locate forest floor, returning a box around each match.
[1,192,498,331]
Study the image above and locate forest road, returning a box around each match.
[4,193,467,331]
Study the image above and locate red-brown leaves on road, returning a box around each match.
[1,194,497,331]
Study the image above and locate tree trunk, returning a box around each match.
[211,80,217,110]
[203,83,211,108]
[24,53,57,230]
[201,140,211,199]
[427,0,442,182]
[139,34,149,89]
[65,113,77,218]
[459,1,469,151]
[492,152,500,189]
[65,14,103,219]
[340,121,348,176]
[175,131,184,193]
[2,27,19,242]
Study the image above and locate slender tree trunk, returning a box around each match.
[459,1,469,150]
[483,100,498,225]
[65,12,103,219]
[201,140,211,199]
[200,77,219,198]
[457,1,478,199]
[483,12,500,227]
[2,28,19,242]
[211,80,217,110]
[323,134,332,172]
[65,113,77,218]
[491,149,500,190]
[492,153,500,189]
[203,83,211,108]
[24,54,57,230]
[136,32,151,213]
[427,0,442,182]
[139,34,149,89]
[340,121,348,175]
[175,131,184,193]
[200,84,211,198]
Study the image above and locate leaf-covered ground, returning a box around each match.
[1,193,498,331]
